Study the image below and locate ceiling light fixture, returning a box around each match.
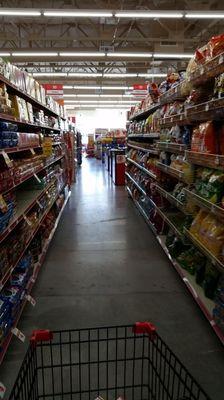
[107,52,152,58]
[0,9,41,16]
[153,53,193,59]
[115,11,183,18]
[63,85,74,89]
[59,52,105,57]
[104,73,138,78]
[68,72,102,77]
[101,86,131,90]
[138,73,167,77]
[72,85,100,90]
[33,72,67,77]
[44,10,113,17]
[64,100,135,104]
[0,52,11,56]
[185,12,224,18]
[12,52,58,57]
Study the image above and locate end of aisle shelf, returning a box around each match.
[126,38,224,344]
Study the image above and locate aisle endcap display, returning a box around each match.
[126,33,224,344]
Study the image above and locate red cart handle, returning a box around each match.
[30,330,53,343]
[133,322,156,339]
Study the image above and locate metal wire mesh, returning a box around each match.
[9,324,211,400]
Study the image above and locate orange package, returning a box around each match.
[208,34,224,58]
[199,121,216,154]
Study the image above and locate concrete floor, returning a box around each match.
[1,158,223,399]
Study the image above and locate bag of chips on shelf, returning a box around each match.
[199,121,216,154]
[204,218,224,257]
[207,34,224,58]
[190,209,208,237]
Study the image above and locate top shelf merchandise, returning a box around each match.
[0,59,65,120]
[0,60,73,364]
[126,33,224,345]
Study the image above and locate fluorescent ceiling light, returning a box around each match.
[0,9,41,16]
[73,85,100,90]
[185,12,224,18]
[154,53,193,59]
[64,100,135,104]
[104,73,137,78]
[63,94,100,98]
[12,52,58,57]
[60,52,105,57]
[115,11,183,18]
[70,85,131,90]
[0,52,11,56]
[44,11,113,17]
[63,85,74,89]
[33,72,67,77]
[68,72,102,77]
[138,73,167,77]
[101,86,131,90]
[108,52,152,58]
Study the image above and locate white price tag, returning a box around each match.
[23,215,32,226]
[2,151,13,168]
[30,276,36,284]
[215,155,220,165]
[211,204,216,213]
[37,200,44,209]
[34,173,41,183]
[11,327,26,343]
[180,114,183,121]
[200,67,204,75]
[205,103,209,111]
[0,382,6,399]
[25,294,36,307]
[30,148,35,155]
[219,54,224,64]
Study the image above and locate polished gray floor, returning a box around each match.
[1,158,223,399]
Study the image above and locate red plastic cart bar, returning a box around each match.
[133,322,156,339]
[30,330,53,343]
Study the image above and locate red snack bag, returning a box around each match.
[199,121,216,154]
[208,34,224,58]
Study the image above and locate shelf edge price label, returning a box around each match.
[25,294,36,307]
[23,215,32,226]
[0,382,6,399]
[34,173,41,183]
[205,103,209,111]
[11,327,26,343]
[219,54,224,64]
[2,151,13,168]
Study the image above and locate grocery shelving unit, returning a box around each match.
[0,63,72,363]
[126,51,224,345]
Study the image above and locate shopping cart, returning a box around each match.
[9,322,211,400]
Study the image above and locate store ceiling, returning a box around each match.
[0,0,223,106]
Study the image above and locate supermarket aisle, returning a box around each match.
[1,158,224,399]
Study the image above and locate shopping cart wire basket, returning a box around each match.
[9,322,211,400]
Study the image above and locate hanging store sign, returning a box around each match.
[43,84,63,99]
[132,84,148,97]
